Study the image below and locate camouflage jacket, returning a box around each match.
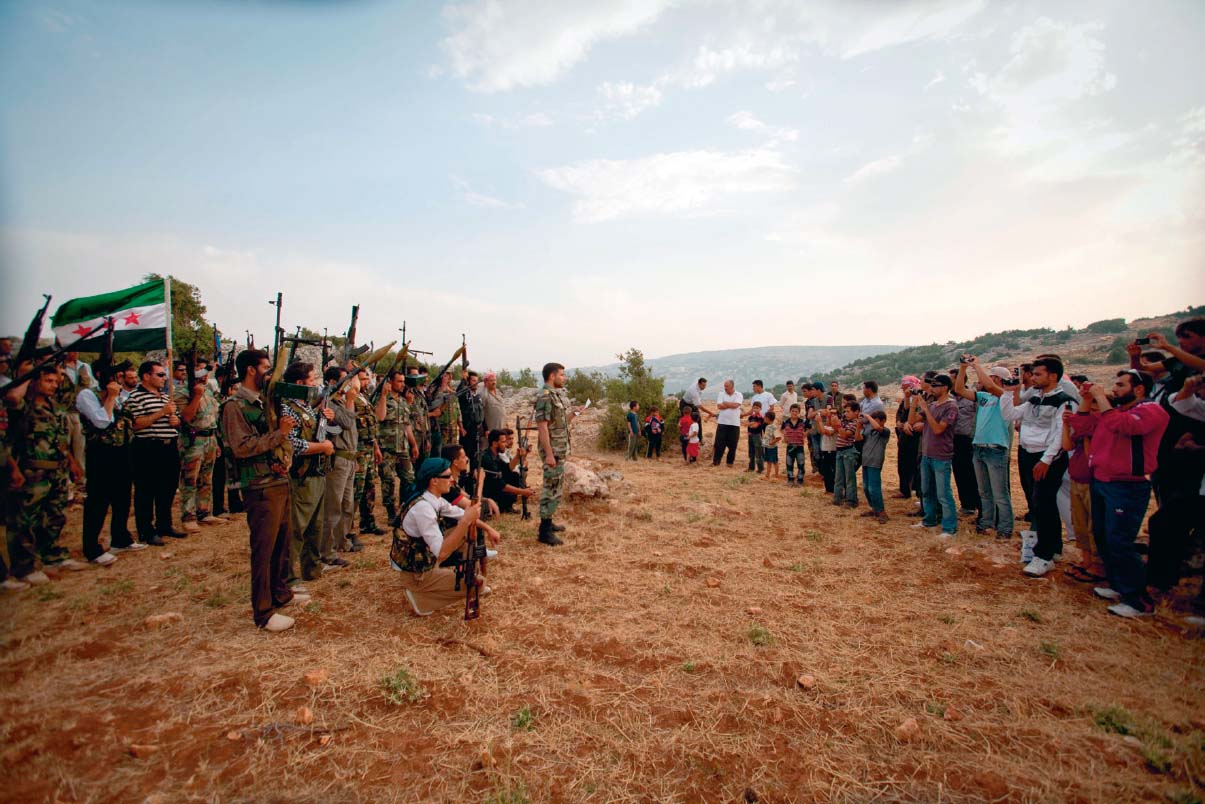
[11,395,70,469]
[378,393,411,453]
[534,384,571,457]
[354,393,378,448]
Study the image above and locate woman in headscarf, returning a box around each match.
[895,375,924,500]
[389,457,492,616]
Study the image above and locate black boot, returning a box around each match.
[538,518,563,546]
[550,521,566,533]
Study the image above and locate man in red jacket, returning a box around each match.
[1084,370,1169,618]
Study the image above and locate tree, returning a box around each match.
[516,368,538,388]
[144,273,216,355]
[566,369,606,402]
[597,347,667,450]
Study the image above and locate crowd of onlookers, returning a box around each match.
[629,320,1205,622]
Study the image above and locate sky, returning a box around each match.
[1,0,1203,370]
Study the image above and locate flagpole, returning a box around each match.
[164,275,174,396]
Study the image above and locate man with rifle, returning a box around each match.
[220,348,302,631]
[279,362,336,583]
[406,367,431,462]
[481,428,536,516]
[374,368,419,527]
[458,369,485,471]
[352,366,385,537]
[174,355,224,533]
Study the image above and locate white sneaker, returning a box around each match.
[1184,615,1205,627]
[199,516,221,525]
[183,520,201,533]
[486,548,499,559]
[91,552,118,566]
[910,522,937,530]
[481,585,492,596]
[404,588,432,617]
[1052,553,1063,562]
[2,578,30,591]
[1108,602,1152,619]
[290,584,310,594]
[19,571,50,586]
[56,558,89,572]
[262,613,295,632]
[1022,557,1053,577]
[1093,587,1121,601]
[286,593,312,607]
[126,542,148,551]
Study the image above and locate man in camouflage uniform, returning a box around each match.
[405,368,432,461]
[174,361,223,532]
[5,364,86,584]
[352,369,384,535]
[374,369,418,526]
[534,361,577,547]
[428,372,462,456]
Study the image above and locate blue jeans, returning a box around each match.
[785,445,806,479]
[834,448,859,504]
[973,445,1013,535]
[1090,479,1151,606]
[862,465,884,512]
[920,456,957,533]
[747,437,764,472]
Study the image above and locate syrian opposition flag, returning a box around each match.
[50,279,171,352]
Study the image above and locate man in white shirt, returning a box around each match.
[778,381,798,421]
[750,380,777,418]
[681,377,714,450]
[712,379,744,467]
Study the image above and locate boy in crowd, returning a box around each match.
[644,405,664,459]
[745,400,766,473]
[762,411,780,481]
[625,401,640,461]
[781,403,808,486]
[860,410,890,522]
[833,401,861,507]
[813,403,837,493]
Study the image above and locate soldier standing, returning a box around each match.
[429,372,463,456]
[174,361,224,532]
[352,368,384,536]
[534,362,579,547]
[279,362,335,583]
[406,367,431,462]
[5,364,86,584]
[219,349,301,632]
[375,369,419,526]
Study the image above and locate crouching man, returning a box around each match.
[389,457,496,616]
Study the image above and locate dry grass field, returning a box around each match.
[2,415,1203,804]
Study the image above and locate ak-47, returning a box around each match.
[269,292,283,362]
[7,318,110,390]
[370,341,410,405]
[340,305,370,365]
[425,342,467,404]
[455,467,488,621]
[515,415,532,520]
[15,294,52,368]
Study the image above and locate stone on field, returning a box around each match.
[894,717,921,742]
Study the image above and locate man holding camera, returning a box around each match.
[954,357,1014,538]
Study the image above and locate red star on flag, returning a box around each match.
[72,324,91,338]
[122,311,141,326]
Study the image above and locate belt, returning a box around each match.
[26,459,63,470]
[334,450,357,461]
[191,428,216,437]
[136,436,178,443]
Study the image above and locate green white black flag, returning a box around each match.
[50,279,170,351]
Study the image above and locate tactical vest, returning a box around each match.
[378,395,410,453]
[80,387,132,447]
[354,394,377,447]
[220,396,287,490]
[282,399,325,479]
[389,494,441,574]
[14,397,69,467]
[409,393,429,437]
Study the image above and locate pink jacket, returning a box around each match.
[1088,402,1170,483]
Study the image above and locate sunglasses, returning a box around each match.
[434,473,453,480]
[153,372,167,378]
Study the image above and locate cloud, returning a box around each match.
[924,70,945,91]
[839,0,987,58]
[844,155,902,183]
[597,80,664,119]
[537,148,796,222]
[726,110,798,144]
[681,41,798,88]
[441,0,673,92]
[450,175,523,210]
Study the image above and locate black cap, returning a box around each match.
[92,358,133,381]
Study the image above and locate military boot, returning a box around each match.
[537,519,563,547]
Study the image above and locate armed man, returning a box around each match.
[321,366,360,556]
[428,371,462,456]
[481,428,536,515]
[77,357,142,562]
[406,367,431,462]
[458,370,485,470]
[352,367,384,537]
[534,362,583,546]
[219,348,301,632]
[279,362,336,583]
[5,363,87,585]
[375,368,419,526]
[174,359,224,532]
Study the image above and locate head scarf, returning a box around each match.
[901,374,921,390]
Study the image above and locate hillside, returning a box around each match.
[580,344,907,394]
[826,307,1204,387]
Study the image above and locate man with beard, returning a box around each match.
[220,349,303,632]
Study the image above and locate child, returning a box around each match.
[678,404,695,463]
[781,403,807,486]
[625,401,640,461]
[833,401,862,507]
[762,411,781,480]
[1062,398,1102,582]
[744,401,765,473]
[859,410,890,522]
[644,406,664,459]
[686,410,701,464]
[813,406,837,493]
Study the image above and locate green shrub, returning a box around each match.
[1086,318,1128,334]
[380,665,425,705]
[566,369,606,403]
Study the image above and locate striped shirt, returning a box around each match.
[835,419,858,449]
[781,417,808,446]
[126,385,179,440]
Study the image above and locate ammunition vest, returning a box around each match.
[354,394,377,446]
[389,494,441,574]
[81,388,133,447]
[220,396,287,490]
[282,399,325,479]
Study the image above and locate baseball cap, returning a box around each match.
[989,366,1012,381]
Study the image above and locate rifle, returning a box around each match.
[263,297,293,477]
[321,328,330,368]
[15,294,52,368]
[269,292,283,362]
[93,316,116,381]
[515,415,531,520]
[8,318,110,389]
[457,467,488,621]
[341,305,362,365]
[425,343,466,404]
[370,341,410,405]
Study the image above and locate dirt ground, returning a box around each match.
[1,416,1203,804]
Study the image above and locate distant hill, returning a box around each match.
[580,345,908,394]
[826,306,1203,388]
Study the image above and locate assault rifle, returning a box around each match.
[282,328,329,365]
[15,294,52,368]
[269,292,283,362]
[515,415,531,520]
[340,305,369,365]
[369,341,410,405]
[7,318,110,389]
[455,467,488,621]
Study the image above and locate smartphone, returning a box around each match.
[1135,337,1151,345]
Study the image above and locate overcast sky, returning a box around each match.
[2,0,1203,369]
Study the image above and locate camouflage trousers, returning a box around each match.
[538,454,566,519]
[5,467,69,577]
[354,446,378,529]
[377,449,415,525]
[179,435,218,522]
